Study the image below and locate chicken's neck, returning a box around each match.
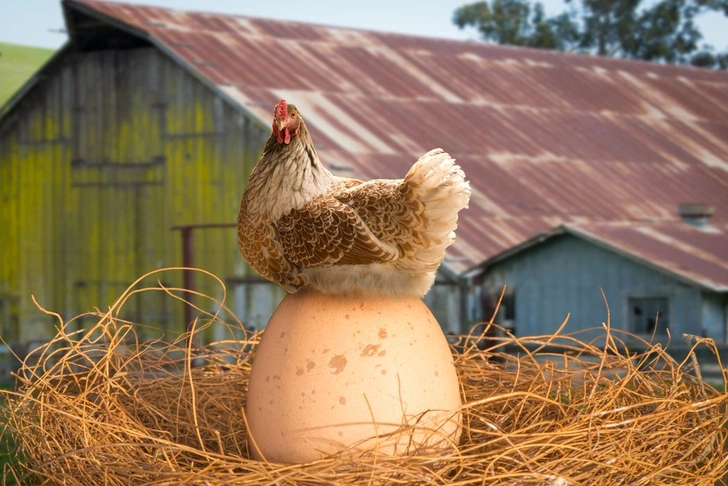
[245,133,336,220]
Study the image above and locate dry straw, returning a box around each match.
[2,268,728,485]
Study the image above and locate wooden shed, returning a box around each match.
[1,0,728,348]
[474,221,728,344]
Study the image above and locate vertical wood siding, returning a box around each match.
[0,47,267,343]
[481,235,715,342]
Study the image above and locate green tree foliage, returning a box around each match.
[453,0,728,69]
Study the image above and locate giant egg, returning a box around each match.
[246,289,462,463]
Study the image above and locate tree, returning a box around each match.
[453,0,728,69]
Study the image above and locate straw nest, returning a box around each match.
[2,269,728,485]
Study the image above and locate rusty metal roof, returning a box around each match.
[63,0,728,286]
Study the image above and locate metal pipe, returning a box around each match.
[180,226,195,333]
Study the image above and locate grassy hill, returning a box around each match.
[0,42,55,107]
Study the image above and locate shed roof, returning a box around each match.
[483,222,728,292]
[10,0,728,287]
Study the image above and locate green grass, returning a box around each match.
[0,427,18,486]
[0,42,55,107]
[0,385,23,486]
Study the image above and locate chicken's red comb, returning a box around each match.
[274,100,288,120]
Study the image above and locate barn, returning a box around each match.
[1,0,727,350]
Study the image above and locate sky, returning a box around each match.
[0,0,726,52]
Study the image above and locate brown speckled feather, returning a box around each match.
[335,180,424,254]
[275,194,398,268]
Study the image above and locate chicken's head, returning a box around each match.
[272,100,301,145]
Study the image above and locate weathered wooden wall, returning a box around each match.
[0,46,270,344]
[480,235,727,342]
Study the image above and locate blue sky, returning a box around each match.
[1,0,726,52]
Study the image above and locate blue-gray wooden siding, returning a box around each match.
[480,235,727,343]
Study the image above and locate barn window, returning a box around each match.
[629,297,669,336]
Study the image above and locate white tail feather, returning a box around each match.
[400,149,471,277]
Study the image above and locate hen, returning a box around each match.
[237,100,471,297]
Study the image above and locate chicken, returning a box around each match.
[237,100,471,297]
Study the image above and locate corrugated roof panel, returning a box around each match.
[449,215,561,273]
[572,222,728,291]
[698,121,728,154]
[665,120,728,170]
[463,156,557,218]
[659,225,728,261]
[330,47,431,99]
[184,11,239,34]
[65,0,728,280]
[248,17,328,42]
[645,77,728,122]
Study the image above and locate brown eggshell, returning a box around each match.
[246,289,462,463]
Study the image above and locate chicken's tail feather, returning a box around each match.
[402,148,471,274]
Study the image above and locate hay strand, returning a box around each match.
[2,269,727,485]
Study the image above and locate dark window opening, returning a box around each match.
[629,297,669,336]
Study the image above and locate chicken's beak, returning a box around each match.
[274,119,287,132]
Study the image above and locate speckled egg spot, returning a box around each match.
[307,361,316,371]
[378,328,387,339]
[296,367,304,376]
[339,396,347,405]
[329,354,347,374]
[381,369,387,375]
[361,344,380,357]
[377,349,387,357]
